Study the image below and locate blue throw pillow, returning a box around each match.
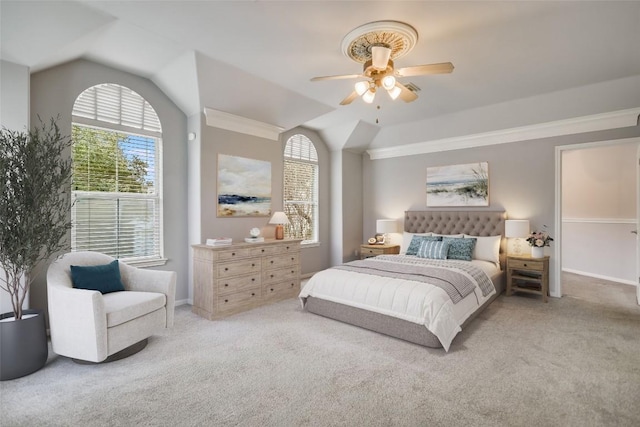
[416,240,450,260]
[406,235,442,256]
[70,260,125,294]
[443,237,477,261]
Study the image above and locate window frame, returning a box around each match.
[71,84,166,267]
[283,134,319,246]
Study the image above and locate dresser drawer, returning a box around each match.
[216,289,261,316]
[362,247,385,256]
[262,280,298,301]
[272,243,299,255]
[218,259,261,278]
[508,259,544,271]
[217,248,251,261]
[248,246,278,257]
[217,273,261,295]
[263,265,299,285]
[263,253,299,270]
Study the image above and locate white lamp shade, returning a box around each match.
[376,219,398,234]
[381,75,396,90]
[505,220,530,238]
[362,89,376,103]
[354,81,369,96]
[387,85,401,100]
[269,211,290,225]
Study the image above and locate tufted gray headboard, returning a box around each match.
[404,210,507,268]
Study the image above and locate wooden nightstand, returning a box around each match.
[360,244,400,259]
[506,255,550,302]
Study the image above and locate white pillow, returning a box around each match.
[400,232,431,254]
[463,234,501,264]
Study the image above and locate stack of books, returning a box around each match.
[244,237,265,243]
[206,237,232,246]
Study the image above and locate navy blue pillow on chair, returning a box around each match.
[70,260,126,294]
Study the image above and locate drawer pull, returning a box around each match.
[291,270,294,274]
[224,267,229,271]
[271,260,274,264]
[224,284,229,287]
[286,246,290,250]
[291,257,294,261]
[270,288,274,292]
[290,283,294,287]
[523,263,528,267]
[252,263,255,267]
[270,274,274,278]
[251,292,255,296]
[261,249,265,253]
[232,252,236,256]
[224,299,228,303]
[251,278,255,282]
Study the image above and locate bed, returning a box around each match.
[299,210,506,351]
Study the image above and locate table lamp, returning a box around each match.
[269,211,290,240]
[505,219,530,255]
[376,219,398,245]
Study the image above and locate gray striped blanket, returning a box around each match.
[334,255,494,304]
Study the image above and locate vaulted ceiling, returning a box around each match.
[2,1,639,151]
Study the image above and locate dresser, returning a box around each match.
[192,239,302,320]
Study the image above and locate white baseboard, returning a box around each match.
[176,299,190,306]
[562,268,637,287]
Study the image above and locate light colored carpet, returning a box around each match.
[1,277,639,427]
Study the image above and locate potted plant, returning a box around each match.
[0,117,73,380]
[526,226,554,259]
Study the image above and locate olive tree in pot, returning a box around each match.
[0,118,72,380]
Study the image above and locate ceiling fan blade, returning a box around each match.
[396,62,454,77]
[371,46,391,70]
[311,73,362,82]
[396,82,418,103]
[339,91,360,105]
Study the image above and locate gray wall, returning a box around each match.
[29,59,189,309]
[0,60,31,314]
[363,126,640,297]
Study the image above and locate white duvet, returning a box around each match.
[299,258,498,351]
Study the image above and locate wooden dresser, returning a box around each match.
[192,239,302,320]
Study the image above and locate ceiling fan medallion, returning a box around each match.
[311,20,453,107]
[341,20,418,64]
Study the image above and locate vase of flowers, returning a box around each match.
[526,227,553,258]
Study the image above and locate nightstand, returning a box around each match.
[360,244,400,259]
[506,255,550,302]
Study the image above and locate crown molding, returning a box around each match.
[203,107,284,141]
[367,107,640,160]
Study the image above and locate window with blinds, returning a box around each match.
[71,83,164,265]
[284,134,318,244]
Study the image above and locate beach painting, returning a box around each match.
[426,162,489,207]
[217,154,271,217]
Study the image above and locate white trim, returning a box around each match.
[562,218,635,224]
[125,258,168,268]
[175,299,189,306]
[204,107,284,141]
[368,108,640,160]
[562,268,637,287]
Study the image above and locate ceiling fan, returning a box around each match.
[310,21,454,105]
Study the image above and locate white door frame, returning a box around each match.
[554,136,640,299]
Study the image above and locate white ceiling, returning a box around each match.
[2,1,639,151]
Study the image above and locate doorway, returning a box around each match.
[555,137,640,303]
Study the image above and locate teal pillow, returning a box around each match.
[70,260,125,294]
[406,235,442,256]
[443,237,476,261]
[416,240,450,260]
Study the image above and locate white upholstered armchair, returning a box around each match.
[47,251,176,363]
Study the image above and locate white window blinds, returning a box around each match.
[284,134,318,244]
[71,84,163,264]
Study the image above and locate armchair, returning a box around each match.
[47,251,176,363]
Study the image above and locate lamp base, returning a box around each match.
[275,224,284,240]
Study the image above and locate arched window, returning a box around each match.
[71,83,164,265]
[283,134,318,244]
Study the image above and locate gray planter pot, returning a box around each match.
[0,309,48,381]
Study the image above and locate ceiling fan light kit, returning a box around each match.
[311,20,454,107]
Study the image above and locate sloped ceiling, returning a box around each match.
[1,1,639,151]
